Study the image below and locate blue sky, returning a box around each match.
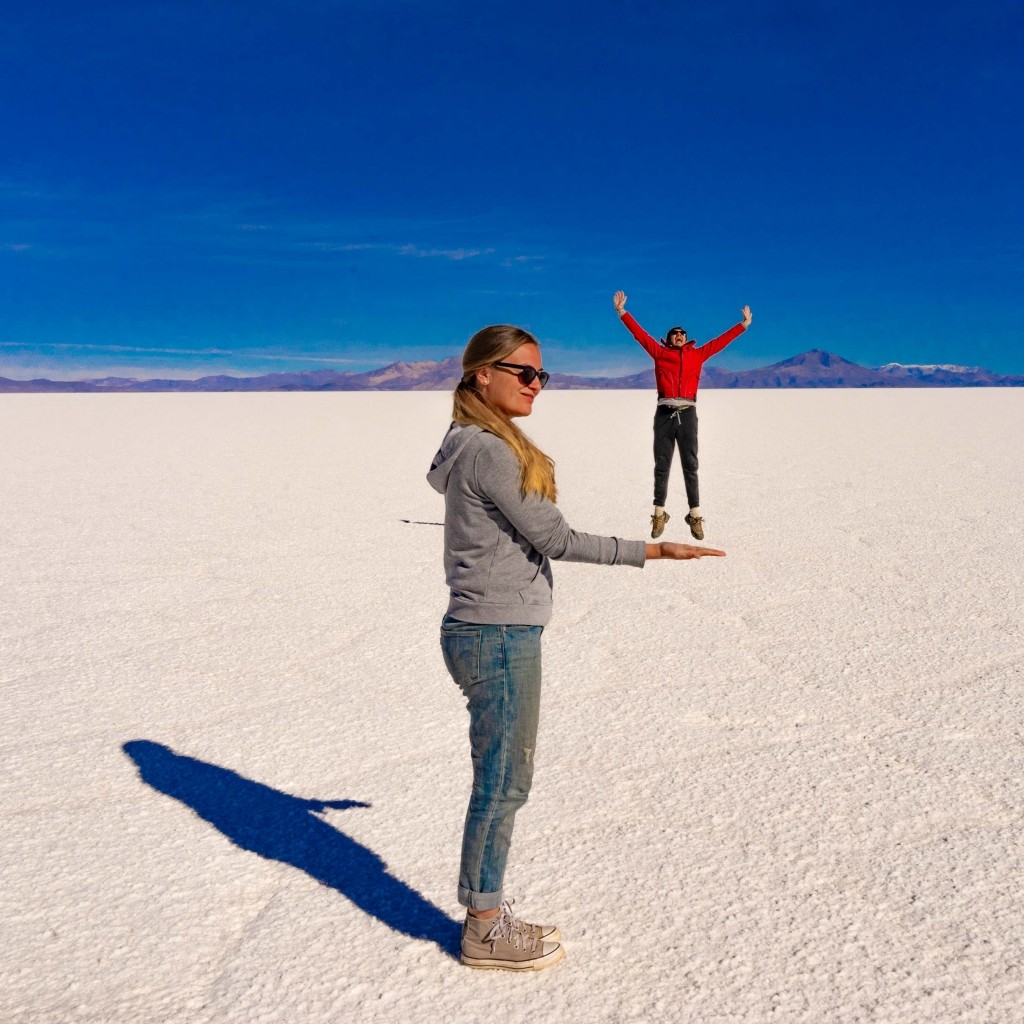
[2,0,1022,380]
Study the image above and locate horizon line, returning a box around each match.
[0,347,1008,387]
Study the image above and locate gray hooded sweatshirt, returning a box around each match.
[427,423,646,626]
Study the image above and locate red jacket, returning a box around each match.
[620,312,746,401]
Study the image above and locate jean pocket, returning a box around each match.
[440,627,482,687]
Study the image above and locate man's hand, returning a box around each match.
[646,542,726,560]
[613,290,627,315]
[741,305,752,327]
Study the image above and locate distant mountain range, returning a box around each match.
[2,349,1022,393]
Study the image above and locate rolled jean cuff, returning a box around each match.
[459,884,503,911]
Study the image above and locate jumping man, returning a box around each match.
[613,290,752,539]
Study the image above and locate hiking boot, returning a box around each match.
[684,513,704,540]
[461,902,565,971]
[650,510,670,539]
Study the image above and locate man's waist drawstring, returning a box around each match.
[658,399,696,424]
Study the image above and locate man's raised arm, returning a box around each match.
[613,290,660,358]
[698,305,752,361]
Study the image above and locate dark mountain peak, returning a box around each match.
[771,349,859,370]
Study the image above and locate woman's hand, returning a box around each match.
[613,290,627,314]
[741,305,752,327]
[646,542,726,560]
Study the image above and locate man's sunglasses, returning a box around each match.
[493,362,550,388]
[668,330,686,337]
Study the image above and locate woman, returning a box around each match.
[613,290,752,541]
[427,324,725,971]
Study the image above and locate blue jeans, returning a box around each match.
[440,614,543,911]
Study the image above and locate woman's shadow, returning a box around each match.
[123,740,460,959]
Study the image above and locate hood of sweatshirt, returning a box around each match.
[426,422,484,494]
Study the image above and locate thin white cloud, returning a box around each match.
[398,244,495,261]
[0,357,369,382]
[304,242,389,253]
[0,341,235,357]
[1,243,31,252]
[0,341,364,365]
[0,178,81,201]
[253,352,363,365]
[297,240,499,261]
[4,180,550,269]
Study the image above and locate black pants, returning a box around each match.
[653,404,698,509]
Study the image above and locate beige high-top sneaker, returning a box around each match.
[461,902,564,971]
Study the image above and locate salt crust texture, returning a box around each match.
[1,390,1022,1024]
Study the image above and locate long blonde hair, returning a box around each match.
[452,325,557,503]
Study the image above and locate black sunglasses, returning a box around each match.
[668,329,686,337]
[493,361,550,388]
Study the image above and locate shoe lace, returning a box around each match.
[484,900,540,953]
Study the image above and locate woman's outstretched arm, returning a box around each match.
[645,542,726,559]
